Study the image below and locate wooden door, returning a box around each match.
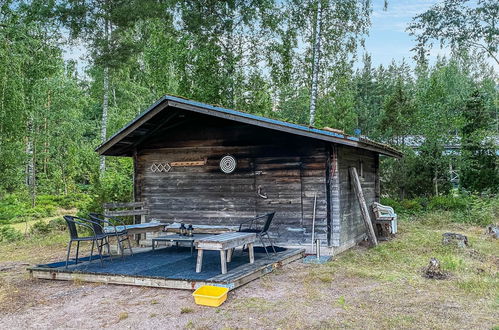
[253,156,304,244]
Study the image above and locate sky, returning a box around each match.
[364,0,441,67]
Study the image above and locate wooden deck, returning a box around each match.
[28,247,304,291]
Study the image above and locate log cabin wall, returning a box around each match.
[134,114,329,246]
[337,145,378,247]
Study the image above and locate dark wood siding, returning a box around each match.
[135,116,328,246]
[337,146,377,246]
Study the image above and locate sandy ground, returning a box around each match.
[0,258,497,330]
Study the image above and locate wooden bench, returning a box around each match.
[104,202,153,245]
[195,232,257,274]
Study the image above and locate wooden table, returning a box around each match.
[104,222,165,236]
[104,223,165,246]
[151,234,212,255]
[164,223,238,234]
[195,232,257,275]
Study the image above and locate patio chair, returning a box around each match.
[89,213,133,258]
[63,215,112,268]
[372,202,398,238]
[238,212,276,256]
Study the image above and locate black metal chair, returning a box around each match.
[239,212,277,256]
[89,213,133,258]
[63,215,112,268]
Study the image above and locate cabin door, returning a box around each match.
[253,156,304,243]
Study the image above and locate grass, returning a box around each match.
[325,216,498,296]
[5,208,75,233]
[0,209,497,328]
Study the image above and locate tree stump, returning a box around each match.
[423,257,448,279]
[486,224,499,239]
[442,233,468,248]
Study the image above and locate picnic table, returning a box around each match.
[195,232,257,274]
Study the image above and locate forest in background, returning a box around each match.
[0,0,497,226]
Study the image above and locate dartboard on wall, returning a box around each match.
[220,155,237,173]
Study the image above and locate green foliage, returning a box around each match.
[0,193,29,222]
[428,195,469,212]
[48,217,67,231]
[0,1,497,208]
[36,194,93,210]
[382,194,498,227]
[29,221,51,236]
[455,195,499,226]
[0,192,91,224]
[408,0,499,66]
[0,226,23,242]
[460,91,498,193]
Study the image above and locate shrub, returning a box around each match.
[380,197,402,214]
[29,221,52,236]
[25,204,57,219]
[455,195,499,226]
[428,195,469,212]
[399,199,423,214]
[381,197,423,215]
[48,217,67,231]
[0,193,28,221]
[0,226,24,242]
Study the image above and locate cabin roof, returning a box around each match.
[96,94,403,158]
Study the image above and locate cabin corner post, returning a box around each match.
[374,153,380,203]
[330,144,340,247]
[132,148,142,225]
[325,144,332,247]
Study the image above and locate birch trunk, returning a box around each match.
[309,0,322,127]
[26,119,36,206]
[99,19,110,174]
[100,66,109,174]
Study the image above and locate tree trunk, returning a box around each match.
[26,119,36,206]
[99,19,110,174]
[433,168,439,196]
[100,66,109,174]
[309,0,322,126]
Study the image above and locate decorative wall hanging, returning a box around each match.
[170,158,207,167]
[150,162,171,173]
[219,155,237,173]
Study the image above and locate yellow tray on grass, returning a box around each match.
[193,285,229,307]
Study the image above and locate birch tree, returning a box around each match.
[287,0,372,126]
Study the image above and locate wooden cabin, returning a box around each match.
[97,95,402,255]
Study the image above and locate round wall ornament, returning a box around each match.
[220,155,237,173]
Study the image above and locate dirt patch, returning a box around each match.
[0,260,497,329]
[1,219,498,329]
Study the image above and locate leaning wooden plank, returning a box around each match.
[348,167,378,246]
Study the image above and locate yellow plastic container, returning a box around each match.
[192,285,229,307]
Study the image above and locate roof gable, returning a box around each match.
[96,95,402,158]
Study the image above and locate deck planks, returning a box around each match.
[29,248,305,291]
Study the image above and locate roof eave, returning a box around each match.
[96,95,403,158]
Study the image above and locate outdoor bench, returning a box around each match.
[195,232,257,274]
